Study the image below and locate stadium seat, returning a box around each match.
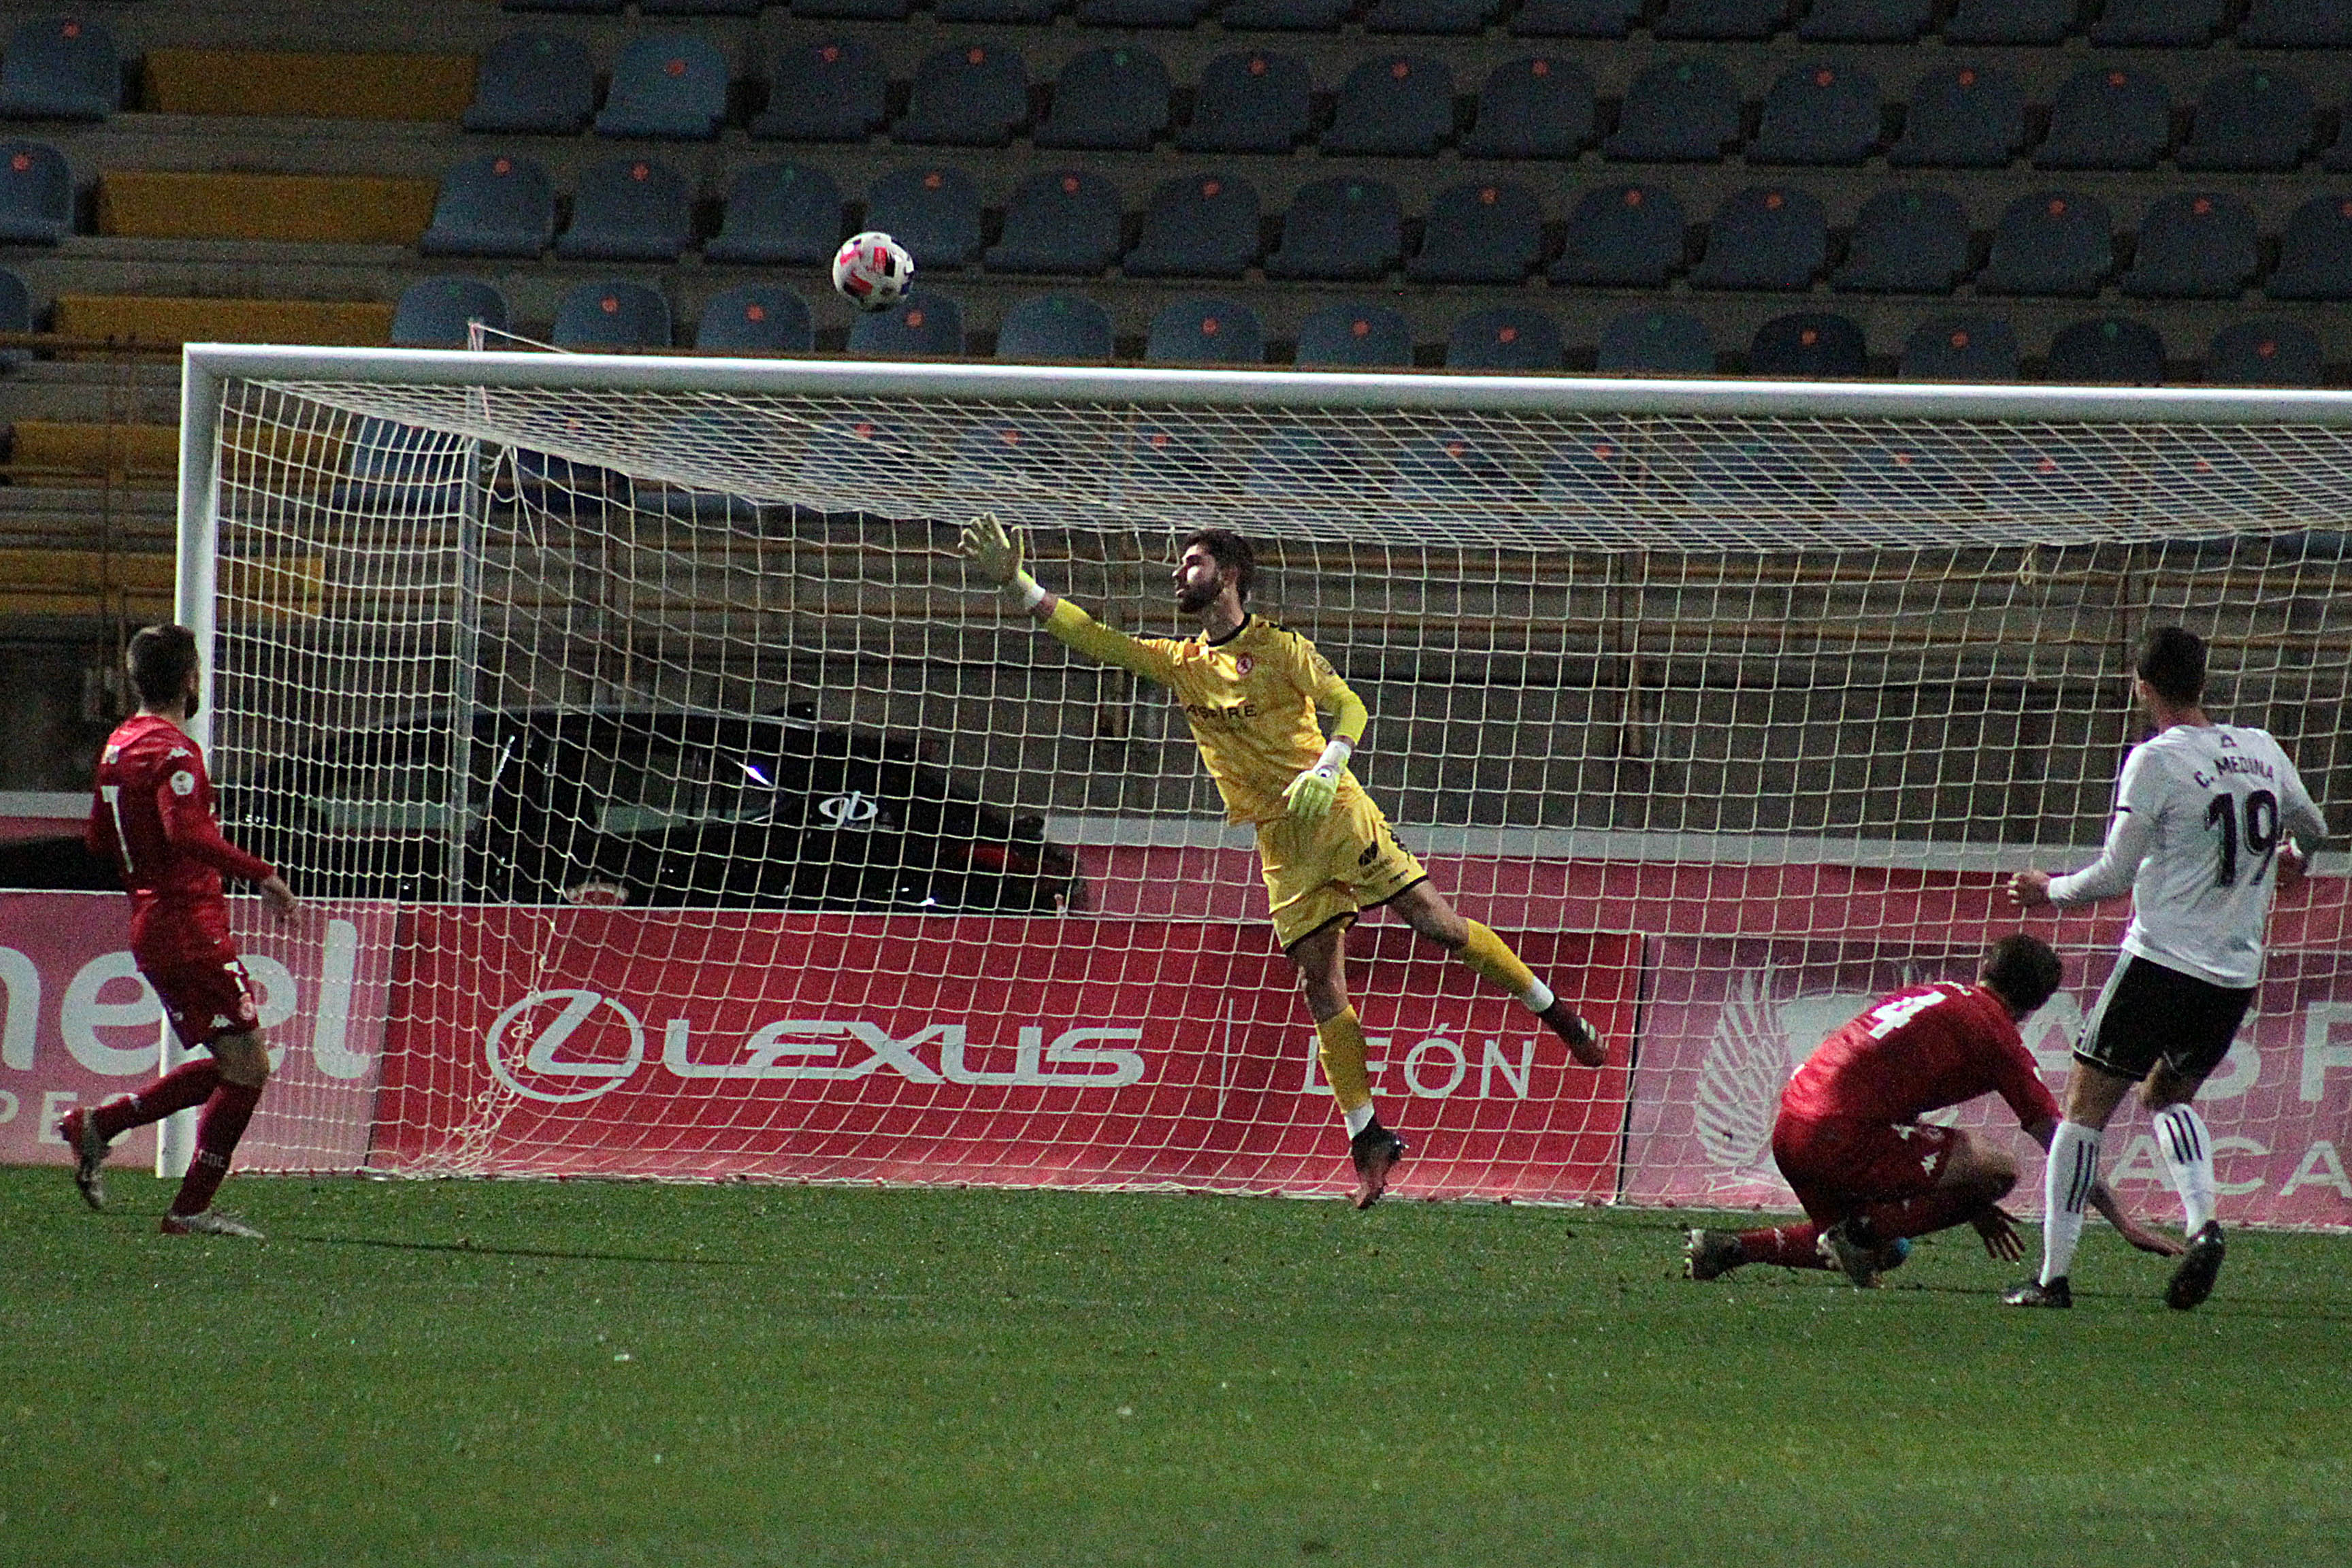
[936,0,1058,19]
[1036,47,1171,151]
[1835,440,1972,510]
[2205,320,2323,386]
[2239,0,2352,48]
[1944,0,2078,44]
[2178,69,2315,173]
[1178,53,1312,154]
[2121,193,2258,300]
[705,163,842,266]
[1605,59,1742,163]
[1265,179,1402,281]
[1653,0,1794,39]
[693,285,813,354]
[0,17,120,120]
[898,44,1029,147]
[1247,427,1368,516]
[551,281,672,350]
[1446,308,1564,371]
[333,418,474,516]
[1900,316,2021,380]
[1146,297,1264,364]
[995,293,1113,361]
[1751,64,1882,165]
[390,278,510,349]
[1688,187,1827,291]
[2266,195,2352,300]
[1748,312,1867,378]
[1365,0,1504,31]
[789,0,912,16]
[1833,187,1971,293]
[1980,193,2114,295]
[864,165,983,267]
[1294,301,1414,368]
[1797,0,1931,41]
[595,35,729,140]
[0,141,71,244]
[1407,181,1542,284]
[1550,182,1686,287]
[1075,0,1210,24]
[1219,0,1350,26]
[2044,318,2166,385]
[1462,58,1595,159]
[752,40,887,142]
[419,154,553,259]
[1510,1,1643,37]
[504,0,623,10]
[1124,174,1260,278]
[1537,436,1637,515]
[464,34,595,134]
[1323,56,1455,157]
[2089,0,2226,45]
[1889,67,2025,169]
[2036,67,2171,172]
[556,159,692,263]
[987,169,1123,274]
[1597,310,1714,374]
[847,294,965,357]
[1391,434,1517,506]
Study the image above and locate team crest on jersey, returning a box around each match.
[169,770,196,796]
[1234,654,1254,676]
[211,1014,232,1030]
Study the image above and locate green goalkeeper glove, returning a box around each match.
[958,512,1045,607]
[1281,738,1352,823]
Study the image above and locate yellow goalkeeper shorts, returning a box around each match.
[1255,788,1429,949]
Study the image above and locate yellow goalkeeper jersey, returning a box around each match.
[1043,600,1369,826]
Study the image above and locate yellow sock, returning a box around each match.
[1316,1007,1373,1122]
[1457,919,1539,1001]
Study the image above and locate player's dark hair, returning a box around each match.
[2137,626,2207,706]
[126,623,199,711]
[1181,528,1254,603]
[1980,934,2063,1017]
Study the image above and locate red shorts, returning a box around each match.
[136,928,260,1049]
[1771,1111,1957,1227]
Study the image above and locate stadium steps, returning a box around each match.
[0,546,175,621]
[48,292,394,348]
[3,420,176,487]
[142,49,477,121]
[97,171,440,245]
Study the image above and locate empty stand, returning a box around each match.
[1364,0,1505,34]
[1461,58,1594,159]
[1124,174,1259,278]
[1036,47,1171,151]
[2046,317,2166,385]
[1446,307,1565,371]
[693,285,814,354]
[1220,0,1351,27]
[1179,52,1312,154]
[102,171,436,244]
[753,40,886,142]
[52,294,393,347]
[864,165,983,267]
[1294,301,1414,368]
[2266,195,2352,300]
[898,44,1028,147]
[1834,187,1970,293]
[788,0,913,18]
[1890,67,2025,169]
[2121,193,2258,300]
[2090,0,2227,46]
[1146,297,1263,363]
[0,16,119,120]
[995,293,1114,361]
[1749,312,1868,377]
[1944,0,2079,45]
[704,163,843,266]
[1406,181,1542,284]
[936,0,1060,21]
[1265,178,1403,281]
[1323,56,1454,157]
[1605,58,1741,162]
[1075,0,1211,24]
[987,169,1124,275]
[1654,0,1795,41]
[552,281,672,350]
[2037,67,2170,172]
[1689,186,1827,291]
[1551,182,1685,287]
[391,278,510,349]
[848,294,966,357]
[1798,0,1931,42]
[147,48,473,120]
[595,35,728,140]
[0,142,71,244]
[2178,69,2315,172]
[1980,192,2114,295]
[1510,1,1643,38]
[466,33,595,135]
[557,159,692,263]
[2206,319,2323,386]
[1597,310,1714,374]
[2239,0,2352,48]
[1752,64,1882,165]
[420,155,554,259]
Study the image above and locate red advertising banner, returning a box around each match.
[1627,936,2352,1229]
[0,892,395,1172]
[378,911,1639,1203]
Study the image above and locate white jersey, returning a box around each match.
[2050,722,2327,988]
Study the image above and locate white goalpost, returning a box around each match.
[173,344,2352,1226]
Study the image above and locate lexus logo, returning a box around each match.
[485,989,644,1103]
[817,791,880,828]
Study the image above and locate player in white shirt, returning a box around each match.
[2006,627,2327,1310]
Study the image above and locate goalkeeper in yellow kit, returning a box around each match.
[959,517,1606,1208]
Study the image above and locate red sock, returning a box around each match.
[1861,1185,1989,1243]
[91,1060,222,1141]
[167,1081,262,1217]
[1737,1223,1829,1269]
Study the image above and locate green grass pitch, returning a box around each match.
[4,1166,2348,1568]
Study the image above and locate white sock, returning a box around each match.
[2153,1103,2217,1235]
[2040,1120,2103,1286]
[1521,977,1554,1015]
[1342,1103,1375,1138]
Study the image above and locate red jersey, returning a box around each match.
[87,714,274,947]
[1778,981,2059,1130]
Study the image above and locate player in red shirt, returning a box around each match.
[56,623,296,1239]
[1684,934,2180,1288]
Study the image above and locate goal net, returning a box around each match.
[182,348,2352,1226]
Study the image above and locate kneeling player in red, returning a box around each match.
[1684,934,2180,1288]
[57,624,297,1239]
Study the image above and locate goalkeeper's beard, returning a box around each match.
[1175,580,1220,615]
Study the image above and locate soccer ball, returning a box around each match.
[832,231,915,312]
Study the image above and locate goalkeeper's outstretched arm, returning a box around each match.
[956,514,1180,683]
